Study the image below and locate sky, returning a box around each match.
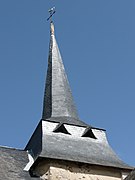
[0,0,135,167]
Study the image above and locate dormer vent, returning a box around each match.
[82,127,97,139]
[53,123,71,135]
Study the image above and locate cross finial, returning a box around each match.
[47,7,56,22]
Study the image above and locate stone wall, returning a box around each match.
[32,159,130,180]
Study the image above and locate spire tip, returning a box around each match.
[50,22,55,35]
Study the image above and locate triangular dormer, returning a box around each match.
[53,123,71,135]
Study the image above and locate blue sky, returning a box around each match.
[0,0,135,166]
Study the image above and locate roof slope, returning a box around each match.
[41,133,130,169]
[0,146,40,180]
[25,120,133,170]
[125,169,135,180]
[40,121,132,170]
[42,22,79,121]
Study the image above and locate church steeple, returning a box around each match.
[42,21,79,120]
[25,11,132,174]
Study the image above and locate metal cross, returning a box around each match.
[47,7,56,21]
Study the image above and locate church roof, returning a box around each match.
[0,9,134,179]
[25,21,133,171]
[0,146,40,180]
[25,120,133,170]
[42,22,79,122]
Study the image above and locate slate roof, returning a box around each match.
[25,120,133,170]
[42,22,79,121]
[41,132,131,170]
[25,21,133,171]
[125,169,135,180]
[45,116,90,127]
[41,22,99,128]
[0,146,40,180]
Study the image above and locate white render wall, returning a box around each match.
[43,166,120,180]
[34,159,129,180]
